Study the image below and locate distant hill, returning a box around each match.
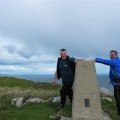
[0,74,113,91]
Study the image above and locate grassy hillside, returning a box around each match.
[0,76,120,120]
[0,76,60,100]
[0,76,61,120]
[0,76,59,90]
[0,103,59,120]
[101,97,120,119]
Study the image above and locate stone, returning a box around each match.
[25,97,44,103]
[72,60,103,120]
[101,97,112,102]
[100,88,113,96]
[52,96,61,103]
[11,97,44,107]
[11,97,23,108]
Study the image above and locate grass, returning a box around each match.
[0,76,120,120]
[0,76,60,120]
[0,103,59,120]
[101,97,120,120]
[0,95,12,110]
[58,104,72,117]
[0,87,59,99]
[0,76,60,90]
[0,76,60,99]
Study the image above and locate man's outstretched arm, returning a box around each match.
[95,58,115,66]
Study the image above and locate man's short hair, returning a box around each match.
[60,48,67,52]
[110,50,118,55]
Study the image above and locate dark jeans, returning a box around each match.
[114,85,120,114]
[60,82,73,106]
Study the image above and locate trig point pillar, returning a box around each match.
[72,60,103,120]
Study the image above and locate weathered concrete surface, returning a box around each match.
[72,60,103,120]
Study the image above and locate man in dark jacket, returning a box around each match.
[53,48,76,108]
[95,50,120,114]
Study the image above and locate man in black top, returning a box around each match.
[53,48,76,108]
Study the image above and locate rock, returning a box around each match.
[101,97,112,102]
[100,88,113,96]
[11,97,44,107]
[12,96,61,108]
[25,97,44,104]
[52,96,61,103]
[22,95,31,103]
[11,97,23,108]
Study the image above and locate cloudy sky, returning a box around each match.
[0,0,120,75]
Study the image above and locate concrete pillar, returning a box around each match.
[72,60,103,120]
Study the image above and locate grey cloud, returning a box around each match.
[5,45,17,54]
[0,0,120,74]
[17,51,34,59]
[4,45,33,59]
[0,0,120,59]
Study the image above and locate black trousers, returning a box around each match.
[114,85,120,114]
[60,82,73,106]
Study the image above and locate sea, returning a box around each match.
[0,74,113,92]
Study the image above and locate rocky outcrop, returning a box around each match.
[11,97,23,108]
[101,97,112,102]
[100,88,113,96]
[100,88,113,103]
[52,96,60,103]
[11,96,60,108]
[11,88,113,119]
[11,97,46,108]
